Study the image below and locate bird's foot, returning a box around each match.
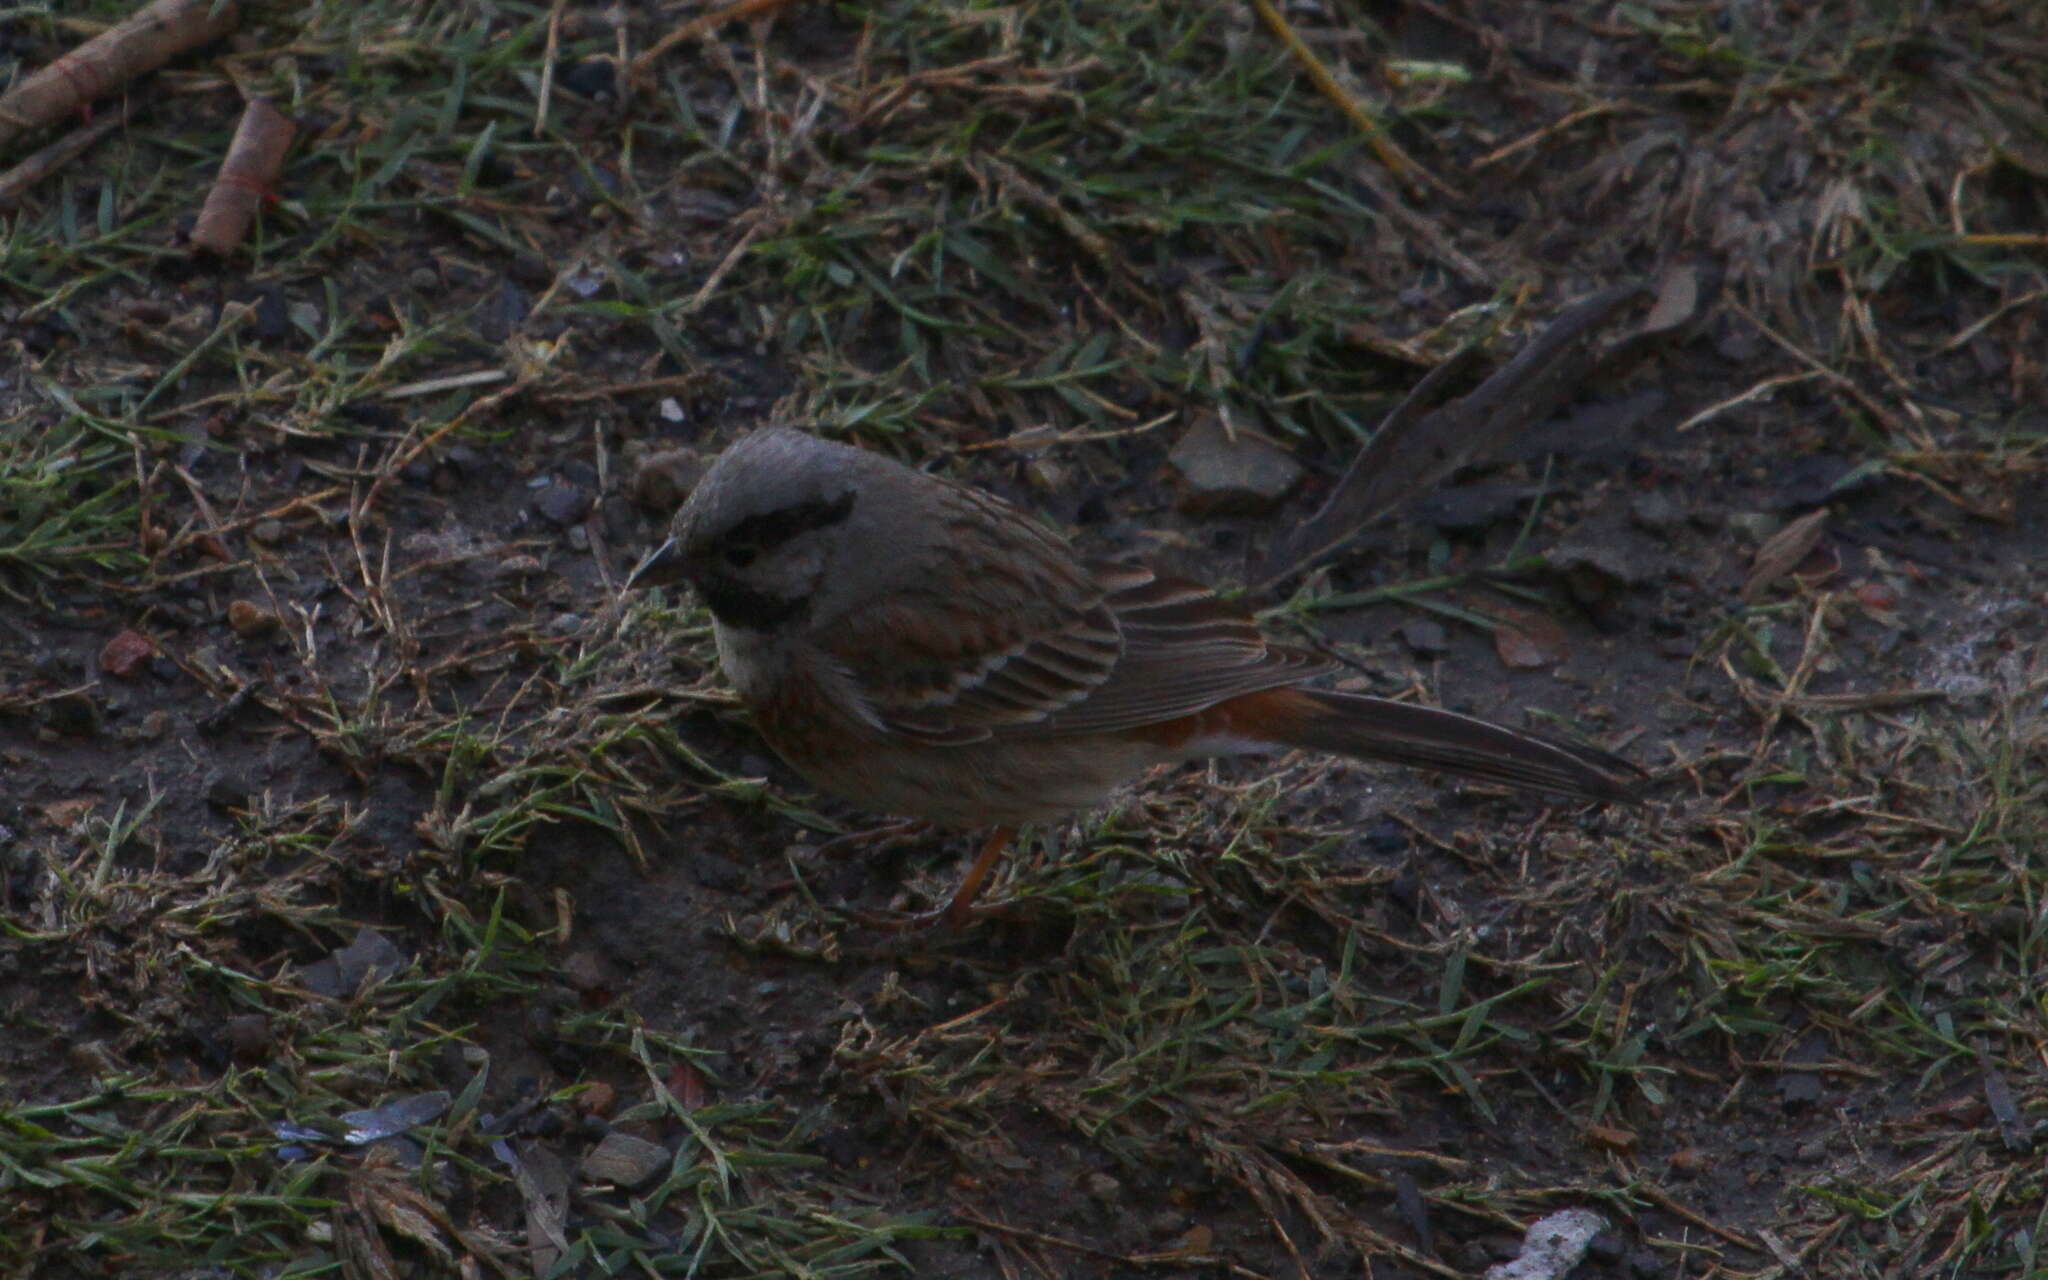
[810,819,933,863]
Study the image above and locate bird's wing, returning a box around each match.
[1021,563,1335,737]
[811,491,1124,744]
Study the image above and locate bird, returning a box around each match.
[631,427,1643,928]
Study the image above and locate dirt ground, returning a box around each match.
[3,2,2045,1278]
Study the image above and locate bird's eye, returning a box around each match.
[723,544,756,568]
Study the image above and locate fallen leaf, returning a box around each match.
[99,629,156,678]
[1583,1123,1638,1153]
[1743,508,1829,601]
[43,798,96,827]
[1490,607,1571,669]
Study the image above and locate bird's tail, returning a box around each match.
[1274,688,1645,804]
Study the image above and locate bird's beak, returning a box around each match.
[627,536,689,590]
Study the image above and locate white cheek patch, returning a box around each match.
[715,624,778,702]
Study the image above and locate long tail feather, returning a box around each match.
[1280,689,1645,804]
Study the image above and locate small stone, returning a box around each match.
[99,629,156,679]
[533,481,592,527]
[523,1001,559,1047]
[577,1081,617,1118]
[1727,511,1782,543]
[561,950,611,997]
[628,449,704,514]
[303,927,407,998]
[1167,416,1303,516]
[226,600,280,638]
[224,1013,273,1065]
[1778,1071,1823,1114]
[1083,1172,1121,1201]
[38,690,99,737]
[580,1132,669,1189]
[689,849,745,892]
[1023,455,1068,493]
[1362,817,1407,856]
[1417,482,1531,533]
[204,769,251,813]
[69,1040,122,1077]
[1981,906,2030,940]
[1398,619,1449,655]
[476,280,530,344]
[495,553,544,580]
[121,709,171,743]
[250,519,287,546]
[1630,492,1683,531]
[560,57,618,100]
[1549,523,1658,588]
[813,1127,863,1168]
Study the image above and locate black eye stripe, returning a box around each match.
[698,575,808,631]
[717,490,856,555]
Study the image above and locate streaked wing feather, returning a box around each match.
[814,488,1123,744]
[1024,564,1335,737]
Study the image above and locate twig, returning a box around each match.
[1248,0,1450,201]
[0,109,127,208]
[629,0,799,87]
[189,97,296,255]
[0,0,238,150]
[534,0,567,137]
[1256,283,1646,587]
[1636,1184,1762,1252]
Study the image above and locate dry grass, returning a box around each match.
[2,1,2045,1277]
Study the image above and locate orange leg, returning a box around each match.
[842,826,1019,934]
[813,818,930,862]
[939,827,1016,930]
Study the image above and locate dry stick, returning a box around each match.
[189,97,295,255]
[629,0,800,85]
[1248,0,1452,201]
[1255,282,1646,588]
[0,0,238,150]
[0,109,126,208]
[534,0,567,137]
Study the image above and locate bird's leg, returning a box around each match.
[840,826,1019,934]
[939,826,1016,929]
[811,818,931,862]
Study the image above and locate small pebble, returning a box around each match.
[628,449,704,513]
[561,951,612,997]
[227,600,280,638]
[533,481,592,527]
[224,1013,273,1065]
[204,769,251,812]
[1398,619,1449,655]
[1727,512,1781,542]
[1167,416,1304,516]
[580,1132,669,1189]
[99,630,156,679]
